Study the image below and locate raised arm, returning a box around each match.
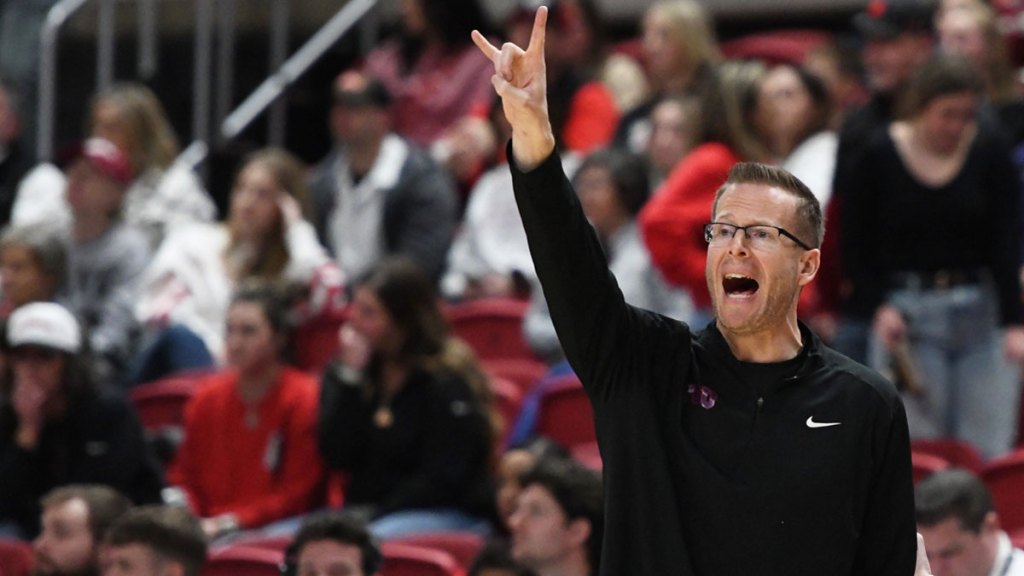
[471,8,554,170]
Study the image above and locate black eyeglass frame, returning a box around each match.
[704,222,814,251]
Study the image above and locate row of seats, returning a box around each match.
[0,531,486,576]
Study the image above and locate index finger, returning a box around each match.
[526,6,548,57]
[471,29,500,62]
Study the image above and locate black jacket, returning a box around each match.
[510,147,917,576]
[0,388,165,536]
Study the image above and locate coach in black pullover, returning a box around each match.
[473,8,917,575]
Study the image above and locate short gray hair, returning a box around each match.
[0,224,68,287]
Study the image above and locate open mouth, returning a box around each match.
[723,274,759,296]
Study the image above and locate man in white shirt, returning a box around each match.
[916,469,1024,576]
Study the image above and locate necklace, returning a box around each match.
[373,404,394,428]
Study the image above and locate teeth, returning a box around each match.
[725,274,750,280]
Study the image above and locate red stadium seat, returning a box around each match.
[203,545,283,576]
[292,306,350,375]
[911,452,951,485]
[535,375,595,450]
[981,449,1024,533]
[572,441,603,472]
[387,532,484,570]
[129,373,208,465]
[380,542,464,576]
[720,29,832,65]
[911,438,985,474]
[1011,527,1024,549]
[483,358,548,394]
[0,539,33,576]
[447,298,536,362]
[491,376,524,445]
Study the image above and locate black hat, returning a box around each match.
[853,0,935,39]
[332,74,392,109]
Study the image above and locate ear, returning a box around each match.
[982,510,1001,533]
[797,248,820,287]
[566,518,592,549]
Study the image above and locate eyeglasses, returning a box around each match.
[704,222,813,251]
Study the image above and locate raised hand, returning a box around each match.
[471,7,555,170]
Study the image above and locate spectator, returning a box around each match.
[639,59,770,328]
[87,83,216,250]
[283,512,382,576]
[753,63,837,209]
[32,485,131,576]
[0,79,36,228]
[841,53,1023,457]
[168,282,325,541]
[0,224,66,316]
[644,94,700,188]
[615,0,721,154]
[308,70,456,283]
[102,505,208,576]
[61,138,148,381]
[826,0,936,362]
[469,540,535,576]
[508,459,603,576]
[0,303,163,538]
[495,438,569,532]
[136,148,344,372]
[362,0,494,148]
[916,469,1024,575]
[318,257,496,538]
[524,148,693,364]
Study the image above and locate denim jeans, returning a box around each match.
[868,281,1021,457]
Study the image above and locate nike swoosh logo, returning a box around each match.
[806,416,841,429]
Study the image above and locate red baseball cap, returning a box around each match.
[58,137,134,186]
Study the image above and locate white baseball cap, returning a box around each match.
[7,302,81,353]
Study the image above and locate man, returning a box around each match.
[32,485,131,576]
[60,137,148,380]
[825,0,935,363]
[916,469,1024,576]
[308,70,457,282]
[508,459,602,576]
[102,506,207,576]
[283,512,382,576]
[471,8,916,575]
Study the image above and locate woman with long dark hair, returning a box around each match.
[318,257,497,538]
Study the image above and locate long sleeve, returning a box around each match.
[638,143,739,309]
[0,435,46,535]
[982,134,1023,326]
[317,366,372,472]
[838,140,886,320]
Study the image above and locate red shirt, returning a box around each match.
[169,367,325,528]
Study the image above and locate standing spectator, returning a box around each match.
[916,469,1024,576]
[615,0,720,154]
[168,282,325,541]
[102,506,208,576]
[841,53,1023,457]
[283,512,382,576]
[826,0,936,362]
[88,83,216,250]
[61,138,148,381]
[0,303,163,538]
[362,0,494,149]
[309,70,456,283]
[32,485,131,576]
[318,257,496,538]
[137,148,343,371]
[508,460,603,576]
[0,224,66,316]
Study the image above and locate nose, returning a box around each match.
[726,230,751,255]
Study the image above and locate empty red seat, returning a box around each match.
[203,545,283,576]
[291,306,350,375]
[911,451,951,485]
[387,532,484,570]
[911,438,985,473]
[535,375,595,450]
[447,298,535,362]
[0,539,33,576]
[483,358,547,394]
[380,542,464,576]
[981,449,1024,533]
[491,376,524,445]
[129,373,208,465]
[572,441,603,472]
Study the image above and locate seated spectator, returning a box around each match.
[308,70,456,283]
[644,94,699,188]
[469,540,535,576]
[61,138,149,381]
[168,282,325,541]
[0,224,66,316]
[88,83,216,250]
[442,101,535,301]
[753,63,837,209]
[318,257,497,538]
[102,505,208,576]
[32,485,132,576]
[284,512,382,576]
[508,459,603,576]
[496,438,569,532]
[0,303,163,538]
[362,0,494,149]
[136,148,344,371]
[916,468,1024,575]
[524,149,692,364]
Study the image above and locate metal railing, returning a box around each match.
[37,0,379,166]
